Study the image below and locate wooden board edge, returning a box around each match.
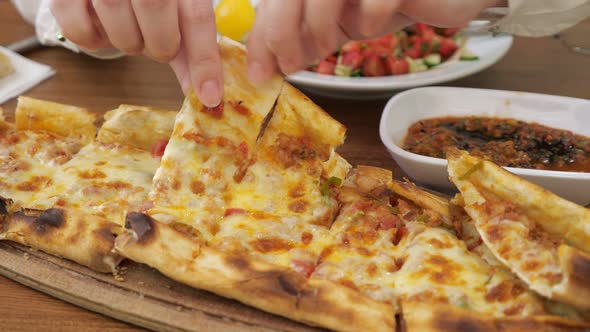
[0,242,284,332]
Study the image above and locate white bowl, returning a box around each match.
[287,33,513,100]
[379,87,590,205]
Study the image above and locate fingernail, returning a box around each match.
[248,61,267,85]
[278,58,298,75]
[199,79,221,107]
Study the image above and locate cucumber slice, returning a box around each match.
[334,64,353,77]
[408,58,428,73]
[424,53,442,67]
[460,48,479,61]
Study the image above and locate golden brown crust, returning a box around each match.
[275,83,346,148]
[0,198,122,272]
[299,278,395,332]
[389,180,451,220]
[97,104,176,150]
[402,301,590,332]
[448,149,590,311]
[115,215,394,332]
[348,165,392,193]
[15,96,97,145]
[554,245,590,311]
[447,149,590,253]
[322,151,352,180]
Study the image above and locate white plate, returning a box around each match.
[287,33,513,100]
[379,87,590,205]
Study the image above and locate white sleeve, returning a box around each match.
[495,0,590,37]
[11,0,123,59]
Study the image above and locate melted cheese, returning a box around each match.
[312,211,546,317]
[34,142,160,223]
[0,129,83,206]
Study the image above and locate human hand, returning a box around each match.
[246,0,506,83]
[50,0,223,107]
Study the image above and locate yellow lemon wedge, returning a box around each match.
[215,0,256,42]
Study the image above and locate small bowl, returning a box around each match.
[379,87,590,205]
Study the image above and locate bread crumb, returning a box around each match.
[23,253,30,260]
[176,306,183,312]
[138,293,145,300]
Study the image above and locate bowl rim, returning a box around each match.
[379,86,590,180]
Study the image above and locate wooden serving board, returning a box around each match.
[0,242,326,332]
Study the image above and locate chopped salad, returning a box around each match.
[309,23,478,77]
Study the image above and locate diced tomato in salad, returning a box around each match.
[363,55,387,77]
[309,22,471,78]
[385,56,409,75]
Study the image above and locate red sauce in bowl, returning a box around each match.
[403,116,590,172]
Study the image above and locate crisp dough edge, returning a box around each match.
[97,104,177,150]
[115,212,395,332]
[0,197,122,273]
[401,301,590,332]
[447,149,590,311]
[15,96,97,145]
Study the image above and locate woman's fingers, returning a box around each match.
[169,46,191,94]
[246,0,278,84]
[261,0,305,75]
[399,0,499,27]
[50,0,110,50]
[91,0,144,54]
[132,0,181,63]
[178,0,223,107]
[303,0,346,60]
[356,0,403,37]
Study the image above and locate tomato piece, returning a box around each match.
[362,55,386,77]
[341,41,362,53]
[316,60,336,75]
[361,46,376,58]
[404,44,422,59]
[385,56,409,75]
[326,55,338,64]
[415,22,435,41]
[291,259,316,278]
[373,44,393,57]
[224,208,248,217]
[393,225,408,245]
[202,102,225,119]
[151,139,169,157]
[379,215,400,230]
[340,51,364,69]
[376,33,399,49]
[439,38,458,59]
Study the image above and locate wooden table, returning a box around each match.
[1,1,589,331]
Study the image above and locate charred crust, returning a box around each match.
[0,197,10,215]
[278,274,301,297]
[571,252,590,284]
[494,319,588,332]
[125,212,155,244]
[40,209,65,227]
[436,316,483,332]
[94,225,119,244]
[20,208,66,234]
[226,255,250,270]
